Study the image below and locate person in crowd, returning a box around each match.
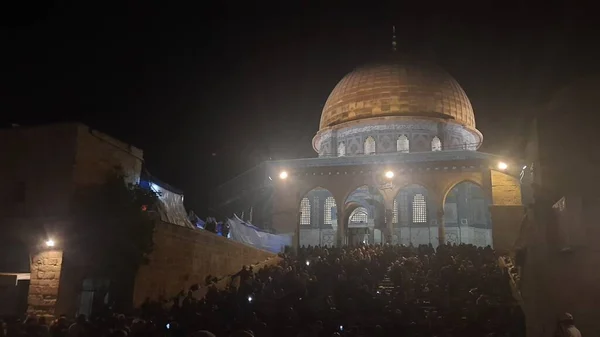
[4,243,528,337]
[555,313,582,337]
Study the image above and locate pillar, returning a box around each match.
[385,208,394,244]
[437,208,445,246]
[28,249,63,319]
[336,210,344,246]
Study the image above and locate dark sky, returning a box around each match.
[0,2,598,215]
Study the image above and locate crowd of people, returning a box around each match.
[2,243,527,337]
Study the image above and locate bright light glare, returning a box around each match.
[279,171,288,180]
[522,165,527,170]
[497,162,508,170]
[247,296,253,302]
[45,239,55,247]
[305,260,310,266]
[385,171,394,179]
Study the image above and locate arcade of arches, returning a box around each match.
[298,181,490,248]
[274,169,518,250]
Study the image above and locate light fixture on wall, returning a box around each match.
[279,171,288,180]
[385,171,394,179]
[45,239,55,247]
[497,162,508,170]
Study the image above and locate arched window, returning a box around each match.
[300,197,311,225]
[338,142,346,157]
[350,207,369,223]
[393,199,398,223]
[412,194,427,223]
[324,196,336,225]
[364,136,376,155]
[431,136,442,151]
[397,135,409,153]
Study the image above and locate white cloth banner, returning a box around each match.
[228,215,292,253]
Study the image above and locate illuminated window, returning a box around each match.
[350,207,368,223]
[300,197,311,225]
[338,142,346,157]
[412,194,427,223]
[324,196,336,225]
[313,196,319,227]
[397,135,409,153]
[364,136,376,155]
[393,199,398,223]
[431,136,442,151]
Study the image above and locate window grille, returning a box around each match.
[412,194,427,223]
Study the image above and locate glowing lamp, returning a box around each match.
[45,239,55,247]
[384,171,394,179]
[279,171,288,180]
[497,162,508,170]
[306,260,310,266]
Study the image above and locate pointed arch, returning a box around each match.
[343,184,386,245]
[431,136,442,151]
[364,136,376,155]
[338,142,346,157]
[443,180,491,247]
[397,135,409,153]
[350,207,369,223]
[299,187,338,247]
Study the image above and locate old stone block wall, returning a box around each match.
[491,170,522,205]
[73,125,144,185]
[28,250,63,318]
[133,222,274,306]
[490,205,525,253]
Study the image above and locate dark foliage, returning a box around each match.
[70,170,159,278]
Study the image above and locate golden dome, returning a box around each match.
[320,61,475,130]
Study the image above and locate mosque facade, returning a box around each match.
[215,56,525,250]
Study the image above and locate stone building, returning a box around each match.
[216,56,525,250]
[515,76,600,337]
[0,123,144,317]
[0,123,276,318]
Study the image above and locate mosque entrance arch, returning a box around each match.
[298,187,338,247]
[343,185,385,245]
[393,184,439,247]
[443,181,491,247]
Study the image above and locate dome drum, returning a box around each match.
[313,117,481,157]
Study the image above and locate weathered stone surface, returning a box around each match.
[491,170,522,206]
[27,250,63,318]
[132,222,275,307]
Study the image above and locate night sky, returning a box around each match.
[1,2,598,216]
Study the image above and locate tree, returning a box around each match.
[69,170,159,312]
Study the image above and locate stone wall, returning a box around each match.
[27,250,63,318]
[73,125,144,185]
[491,170,522,205]
[133,222,275,306]
[490,205,525,253]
